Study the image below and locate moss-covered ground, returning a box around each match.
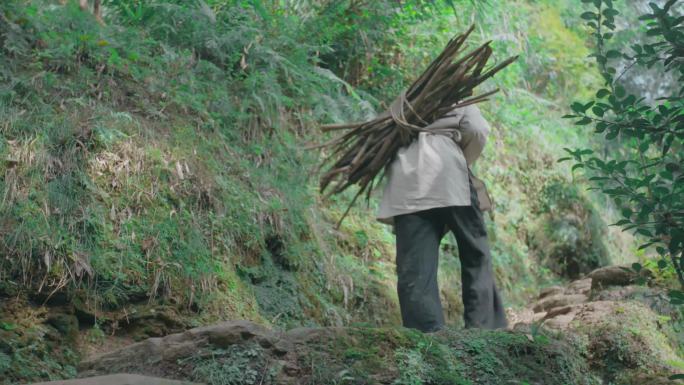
[77,322,603,385]
[295,327,598,385]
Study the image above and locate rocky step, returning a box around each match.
[64,320,602,385]
[25,264,681,385]
[525,264,665,328]
[509,264,682,384]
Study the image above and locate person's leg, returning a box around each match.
[394,209,446,332]
[444,180,507,329]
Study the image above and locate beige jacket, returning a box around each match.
[377,104,492,224]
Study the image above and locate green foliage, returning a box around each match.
[310,0,455,101]
[0,0,400,329]
[530,179,611,278]
[562,0,684,284]
[522,5,602,100]
[189,343,273,385]
[302,327,599,385]
[563,4,684,375]
[0,304,79,385]
[392,347,434,385]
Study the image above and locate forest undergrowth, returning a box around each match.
[1,0,675,383]
[0,0,635,326]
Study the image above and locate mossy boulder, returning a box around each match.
[587,265,639,290]
[538,300,683,383]
[579,302,682,383]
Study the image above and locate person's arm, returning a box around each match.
[457,105,490,166]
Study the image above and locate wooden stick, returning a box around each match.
[319,122,363,132]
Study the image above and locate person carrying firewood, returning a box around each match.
[316,28,516,332]
[376,104,508,332]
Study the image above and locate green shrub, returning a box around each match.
[562,0,683,284]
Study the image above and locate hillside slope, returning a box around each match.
[0,1,644,383]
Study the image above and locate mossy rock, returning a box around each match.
[0,300,79,385]
[46,313,80,342]
[80,320,599,385]
[614,372,682,385]
[300,327,597,385]
[541,300,683,383]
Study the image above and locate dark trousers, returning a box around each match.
[394,180,507,332]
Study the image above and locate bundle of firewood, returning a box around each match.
[317,26,517,224]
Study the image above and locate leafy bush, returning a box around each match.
[562,0,683,284]
[0,0,389,321]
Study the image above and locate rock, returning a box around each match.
[618,372,682,385]
[532,293,588,313]
[72,296,99,327]
[200,319,273,348]
[284,326,336,344]
[538,285,564,299]
[114,305,188,341]
[544,305,573,319]
[542,312,577,330]
[532,312,547,323]
[551,301,616,326]
[46,313,79,342]
[78,321,599,385]
[538,300,681,383]
[588,265,636,290]
[565,278,592,295]
[518,265,682,383]
[272,338,294,356]
[79,320,280,377]
[590,285,675,315]
[505,307,536,327]
[26,373,202,385]
[541,305,582,329]
[591,285,642,299]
